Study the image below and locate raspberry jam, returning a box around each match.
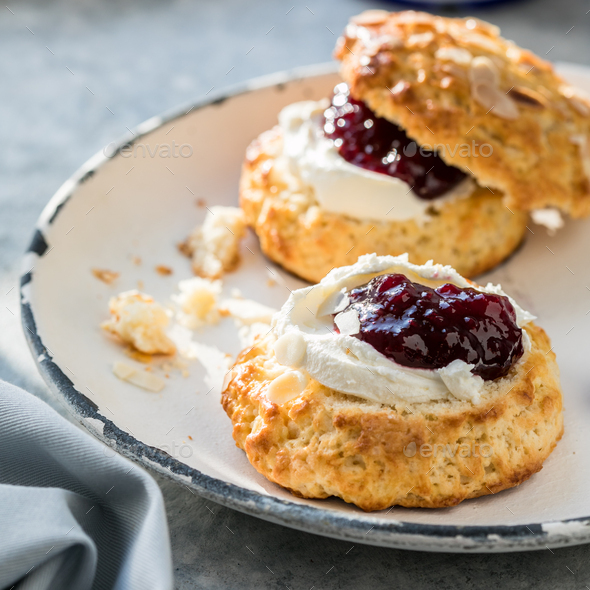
[336,274,524,380]
[323,84,467,200]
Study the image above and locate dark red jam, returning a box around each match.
[335,274,523,380]
[323,84,467,200]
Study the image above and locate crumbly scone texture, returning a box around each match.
[241,127,527,283]
[184,206,247,279]
[221,323,563,511]
[336,10,590,217]
[101,291,176,355]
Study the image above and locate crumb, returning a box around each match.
[101,290,176,355]
[182,369,190,378]
[196,198,207,208]
[137,280,144,290]
[124,347,153,364]
[173,277,222,329]
[113,361,165,392]
[92,268,120,285]
[132,256,142,266]
[177,240,192,257]
[183,206,247,279]
[188,435,193,440]
[267,279,276,287]
[172,358,188,370]
[155,265,173,276]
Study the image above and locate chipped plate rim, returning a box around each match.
[20,62,590,553]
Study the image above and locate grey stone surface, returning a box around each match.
[1,0,589,588]
[158,472,590,590]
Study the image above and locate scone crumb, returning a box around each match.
[124,347,153,364]
[112,361,165,392]
[177,240,192,257]
[184,206,247,279]
[171,357,188,370]
[155,265,173,276]
[173,277,222,329]
[92,268,120,285]
[102,290,176,355]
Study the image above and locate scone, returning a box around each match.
[240,10,590,283]
[338,10,590,216]
[242,124,526,283]
[222,254,564,511]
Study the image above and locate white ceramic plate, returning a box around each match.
[21,63,590,553]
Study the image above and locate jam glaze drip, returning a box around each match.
[335,273,524,381]
[323,84,467,200]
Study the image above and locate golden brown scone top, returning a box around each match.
[335,10,590,217]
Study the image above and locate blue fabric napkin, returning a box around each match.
[0,380,173,590]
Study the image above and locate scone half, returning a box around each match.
[222,255,564,511]
[241,125,527,283]
[337,10,590,217]
[241,10,590,283]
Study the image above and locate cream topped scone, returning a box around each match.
[222,254,563,511]
[240,10,590,283]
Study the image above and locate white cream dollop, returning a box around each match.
[272,254,534,405]
[273,332,306,367]
[438,360,485,403]
[531,208,564,235]
[277,99,475,223]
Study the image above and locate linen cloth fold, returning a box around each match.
[0,380,173,590]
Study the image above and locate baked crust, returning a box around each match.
[336,10,590,217]
[241,126,527,283]
[221,323,563,511]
